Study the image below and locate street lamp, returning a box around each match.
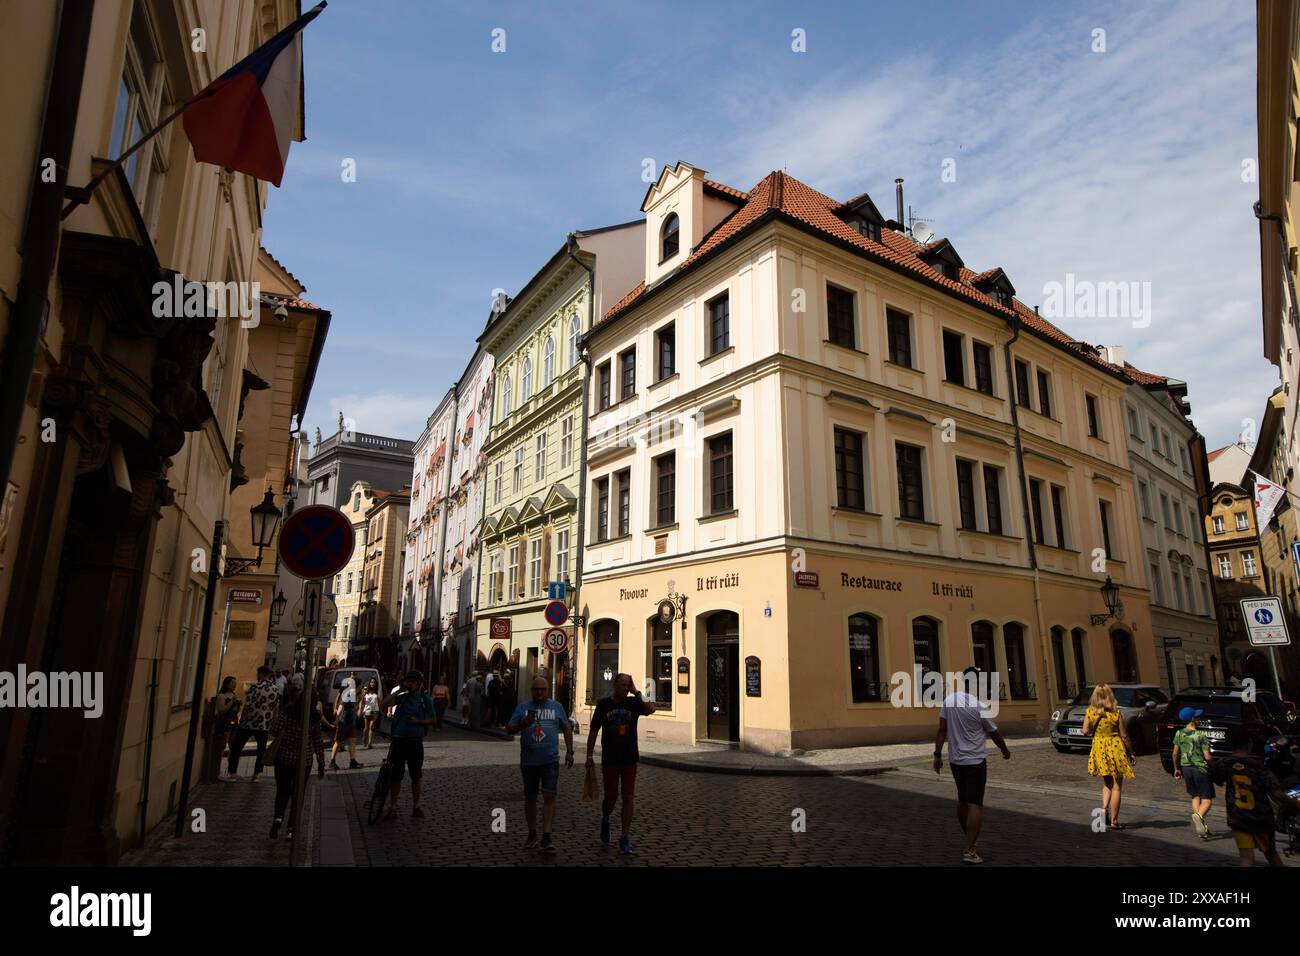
[1089,575,1124,626]
[270,588,288,626]
[223,487,283,575]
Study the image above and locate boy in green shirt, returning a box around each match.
[1172,706,1215,839]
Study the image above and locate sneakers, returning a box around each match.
[618,836,631,856]
[525,830,538,849]
[962,849,983,864]
[219,772,238,782]
[269,817,281,840]
[600,817,611,845]
[349,760,364,769]
[1191,811,1207,836]
[328,760,339,771]
[540,833,556,853]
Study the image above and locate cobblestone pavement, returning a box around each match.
[335,727,1247,867]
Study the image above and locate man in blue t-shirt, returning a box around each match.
[378,670,436,820]
[507,676,574,852]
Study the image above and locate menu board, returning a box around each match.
[745,655,761,697]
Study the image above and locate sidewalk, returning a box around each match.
[449,712,1044,775]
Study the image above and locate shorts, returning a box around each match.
[521,761,560,797]
[1231,828,1275,853]
[602,762,638,799]
[389,736,425,781]
[950,760,988,806]
[1181,765,1216,800]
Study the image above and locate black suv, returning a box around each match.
[1157,687,1297,774]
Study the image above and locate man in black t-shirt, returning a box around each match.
[586,673,655,855]
[1210,727,1300,866]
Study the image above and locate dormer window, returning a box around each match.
[918,239,965,283]
[661,213,680,262]
[836,194,885,244]
[973,268,1017,310]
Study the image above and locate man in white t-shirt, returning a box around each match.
[933,667,1011,864]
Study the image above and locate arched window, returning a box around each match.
[591,620,620,702]
[661,213,680,261]
[848,613,882,702]
[500,373,512,417]
[912,616,941,678]
[568,314,581,369]
[1110,628,1138,683]
[1050,626,1069,699]
[521,357,533,402]
[542,337,555,386]
[970,621,996,675]
[1003,622,1030,699]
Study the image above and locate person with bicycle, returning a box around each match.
[378,670,436,820]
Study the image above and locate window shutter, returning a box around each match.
[516,537,526,597]
[542,526,552,585]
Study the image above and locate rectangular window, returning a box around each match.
[616,469,631,537]
[708,293,730,355]
[1029,478,1046,544]
[834,428,866,511]
[707,433,734,514]
[619,347,636,400]
[1014,359,1031,408]
[513,446,524,493]
[1099,500,1114,559]
[595,477,610,542]
[1217,553,1232,578]
[1160,493,1172,528]
[1086,395,1101,438]
[654,453,676,526]
[656,324,675,380]
[972,342,994,395]
[983,464,1004,535]
[554,529,570,582]
[534,432,547,483]
[1036,370,1052,418]
[1149,420,1160,452]
[1235,512,1248,531]
[528,537,542,597]
[1139,482,1151,520]
[896,443,925,520]
[827,284,856,348]
[886,308,912,368]
[956,459,977,530]
[942,329,965,385]
[1243,551,1257,577]
[1173,504,1184,535]
[1179,446,1190,472]
[1051,485,1068,548]
[1151,563,1165,605]
[1128,407,1141,439]
[493,462,502,504]
[171,585,205,706]
[597,362,612,411]
[560,416,573,469]
[1213,515,1225,534]
[346,573,353,593]
[509,543,521,598]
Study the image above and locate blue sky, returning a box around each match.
[262,0,1269,450]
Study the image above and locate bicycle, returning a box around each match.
[364,738,396,825]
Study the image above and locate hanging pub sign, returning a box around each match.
[745,655,761,697]
[676,656,690,694]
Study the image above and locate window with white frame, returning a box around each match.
[1212,515,1225,534]
[554,528,570,581]
[521,357,533,402]
[560,416,573,469]
[507,544,519,598]
[170,584,206,706]
[528,537,542,597]
[535,432,548,483]
[501,373,513,417]
[542,337,555,387]
[1242,551,1257,577]
[1217,553,1232,578]
[513,447,524,493]
[1234,512,1248,531]
[493,462,502,504]
[568,315,581,368]
[110,3,172,232]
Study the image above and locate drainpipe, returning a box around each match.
[565,233,594,723]
[0,0,94,496]
[1002,313,1053,718]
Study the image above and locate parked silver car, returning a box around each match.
[1049,683,1170,754]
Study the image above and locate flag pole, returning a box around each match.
[60,86,217,220]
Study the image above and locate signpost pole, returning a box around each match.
[289,621,315,866]
[1268,646,1282,697]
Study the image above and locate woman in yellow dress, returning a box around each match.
[1082,683,1135,830]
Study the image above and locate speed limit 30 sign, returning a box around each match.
[543,627,569,654]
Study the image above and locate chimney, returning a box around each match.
[895,178,904,230]
[1096,344,1124,366]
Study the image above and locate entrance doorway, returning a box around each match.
[704,611,739,742]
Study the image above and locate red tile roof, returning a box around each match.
[598,169,1134,380]
[1121,362,1169,386]
[1207,447,1228,462]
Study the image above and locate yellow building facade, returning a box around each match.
[577,163,1160,751]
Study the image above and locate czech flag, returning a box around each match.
[182,2,326,187]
